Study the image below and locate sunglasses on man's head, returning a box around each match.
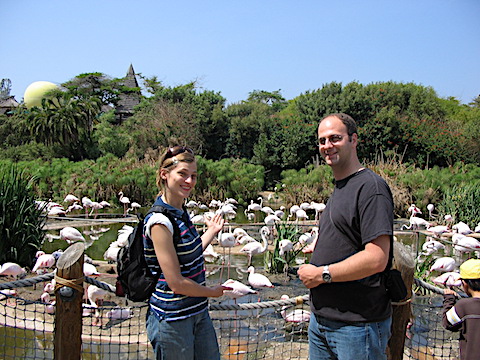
[165,146,194,159]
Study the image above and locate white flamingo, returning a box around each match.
[106,307,132,320]
[63,194,80,203]
[60,226,85,244]
[280,295,311,323]
[203,244,221,262]
[222,279,257,300]
[430,257,456,273]
[240,226,269,266]
[452,234,480,253]
[32,251,56,273]
[118,191,131,216]
[81,196,94,217]
[279,239,294,256]
[421,238,446,256]
[432,272,462,287]
[0,262,27,279]
[87,285,108,326]
[247,266,274,288]
[427,203,435,219]
[452,221,473,235]
[218,232,236,281]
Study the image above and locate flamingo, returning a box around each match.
[432,272,462,287]
[0,289,18,304]
[203,244,221,262]
[89,201,103,218]
[264,214,281,231]
[87,285,108,326]
[247,266,274,288]
[106,307,132,320]
[310,202,326,220]
[60,226,85,244]
[66,203,83,213]
[475,222,480,233]
[32,251,56,273]
[430,257,456,273]
[274,209,285,219]
[280,295,311,323]
[261,206,275,215]
[222,279,257,300]
[81,196,94,217]
[103,243,121,262]
[130,202,142,213]
[240,226,269,266]
[421,238,445,256]
[295,209,308,222]
[118,191,130,216]
[452,234,480,253]
[218,231,236,281]
[288,205,301,219]
[402,216,430,230]
[408,204,422,217]
[426,225,449,237]
[452,221,473,235]
[63,194,80,203]
[427,203,435,219]
[47,206,66,216]
[279,239,294,256]
[0,262,27,279]
[99,200,111,208]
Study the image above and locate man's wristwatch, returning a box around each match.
[322,265,332,283]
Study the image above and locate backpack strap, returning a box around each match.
[146,205,181,245]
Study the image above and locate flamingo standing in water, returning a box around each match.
[118,191,130,216]
[218,231,236,281]
[240,226,269,266]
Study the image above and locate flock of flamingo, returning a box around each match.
[0,193,324,325]
[2,193,480,326]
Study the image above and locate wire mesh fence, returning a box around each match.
[0,275,462,360]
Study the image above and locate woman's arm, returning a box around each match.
[150,223,227,297]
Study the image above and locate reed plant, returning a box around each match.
[0,165,46,267]
[264,222,306,274]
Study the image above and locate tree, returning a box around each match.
[24,90,101,160]
[0,79,12,100]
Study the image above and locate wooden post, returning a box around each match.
[387,240,415,360]
[54,242,85,360]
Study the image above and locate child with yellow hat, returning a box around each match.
[442,258,480,360]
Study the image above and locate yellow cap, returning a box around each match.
[460,259,480,279]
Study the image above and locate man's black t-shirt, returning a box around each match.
[309,169,394,323]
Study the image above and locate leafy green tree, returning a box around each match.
[24,90,101,160]
[62,72,122,106]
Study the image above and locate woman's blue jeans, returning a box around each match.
[146,308,220,360]
[308,313,392,360]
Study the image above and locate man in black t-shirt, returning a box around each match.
[298,113,394,360]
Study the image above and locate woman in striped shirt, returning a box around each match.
[144,146,231,360]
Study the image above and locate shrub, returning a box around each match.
[0,165,46,267]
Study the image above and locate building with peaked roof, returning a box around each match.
[115,64,141,123]
[0,96,19,115]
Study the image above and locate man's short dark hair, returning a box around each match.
[464,279,480,291]
[320,113,358,139]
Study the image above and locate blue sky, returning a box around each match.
[2,1,479,105]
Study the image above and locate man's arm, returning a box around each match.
[298,235,390,289]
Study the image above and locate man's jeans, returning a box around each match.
[146,308,220,360]
[308,313,392,360]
